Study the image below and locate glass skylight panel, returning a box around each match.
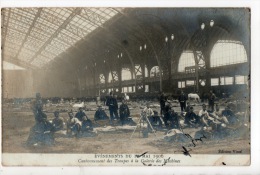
[2,7,122,67]
[210,40,247,67]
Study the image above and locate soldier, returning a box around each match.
[106,92,119,123]
[208,90,216,112]
[67,111,81,137]
[94,105,109,121]
[75,107,87,122]
[159,92,167,115]
[119,99,130,125]
[178,91,188,112]
[52,111,64,132]
[81,116,93,132]
[184,106,200,128]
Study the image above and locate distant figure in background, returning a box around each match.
[75,107,86,122]
[124,93,130,102]
[208,90,216,112]
[52,111,64,132]
[119,99,130,125]
[178,91,188,112]
[106,92,119,123]
[159,92,167,115]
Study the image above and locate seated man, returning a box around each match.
[142,103,154,117]
[75,107,86,122]
[119,99,130,125]
[164,106,179,129]
[52,111,64,132]
[94,105,109,121]
[81,116,93,132]
[185,101,191,113]
[67,111,81,136]
[210,104,229,125]
[185,106,200,128]
[199,104,220,131]
[222,106,238,125]
[148,110,163,127]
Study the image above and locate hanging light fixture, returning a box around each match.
[201,23,205,30]
[117,54,119,58]
[210,20,214,27]
[144,44,147,49]
[165,36,168,42]
[171,34,174,40]
[140,46,142,51]
[121,53,123,57]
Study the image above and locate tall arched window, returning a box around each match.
[210,40,247,67]
[108,72,113,83]
[121,68,132,80]
[178,51,195,72]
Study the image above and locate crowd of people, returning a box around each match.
[27,90,246,146]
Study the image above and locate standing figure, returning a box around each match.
[178,91,188,112]
[159,92,167,115]
[106,92,119,123]
[119,99,130,125]
[208,90,216,112]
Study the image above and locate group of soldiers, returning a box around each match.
[157,91,242,135]
[27,92,134,145]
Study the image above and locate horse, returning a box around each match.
[188,93,200,103]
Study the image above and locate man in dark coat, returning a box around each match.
[178,91,188,112]
[94,105,109,121]
[75,107,87,122]
[119,99,130,125]
[106,92,119,123]
[184,106,200,128]
[208,90,216,112]
[159,92,167,115]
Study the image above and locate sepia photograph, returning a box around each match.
[1,6,251,166]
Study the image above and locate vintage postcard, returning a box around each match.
[1,6,252,167]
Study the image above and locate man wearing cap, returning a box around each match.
[52,111,64,132]
[75,107,87,122]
